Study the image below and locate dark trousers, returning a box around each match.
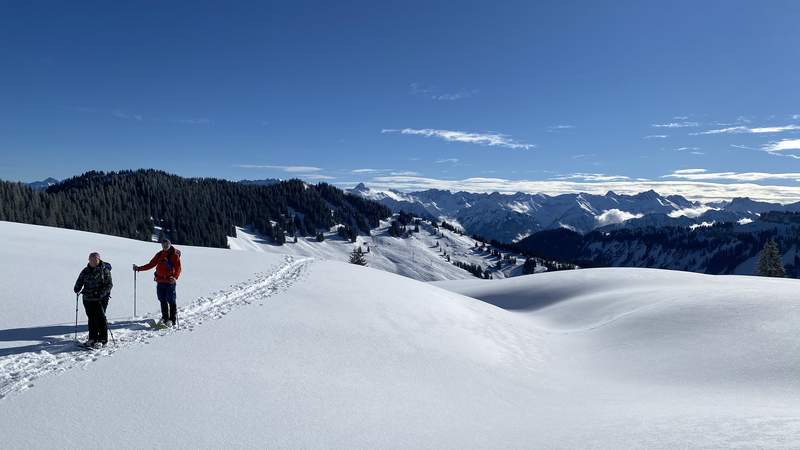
[83,298,109,343]
[156,283,177,322]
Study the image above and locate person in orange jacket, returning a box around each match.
[133,239,182,327]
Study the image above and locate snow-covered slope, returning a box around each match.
[435,268,800,391]
[0,221,288,331]
[2,222,800,448]
[228,219,545,281]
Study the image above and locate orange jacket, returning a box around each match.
[137,247,182,284]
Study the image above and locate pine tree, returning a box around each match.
[523,257,538,275]
[349,246,367,266]
[756,239,786,277]
[389,220,404,237]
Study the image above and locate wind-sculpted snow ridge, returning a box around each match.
[0,256,311,401]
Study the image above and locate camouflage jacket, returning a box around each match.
[74,261,113,301]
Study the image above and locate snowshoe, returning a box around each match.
[147,318,169,330]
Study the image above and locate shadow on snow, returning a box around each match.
[0,320,150,357]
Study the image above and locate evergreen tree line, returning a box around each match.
[469,233,580,271]
[0,169,391,248]
[452,260,490,279]
[386,211,420,238]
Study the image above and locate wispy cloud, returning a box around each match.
[691,124,800,135]
[352,168,394,174]
[663,169,800,182]
[409,82,434,96]
[432,91,478,101]
[651,121,699,128]
[409,83,477,101]
[764,138,800,152]
[673,116,689,120]
[643,135,669,139]
[390,171,420,176]
[382,128,534,150]
[763,138,800,159]
[303,174,336,180]
[66,106,144,121]
[64,105,216,126]
[675,147,701,152]
[235,165,323,173]
[547,124,575,132]
[435,158,460,164]
[112,110,143,121]
[571,153,595,160]
[174,117,211,125]
[552,173,631,182]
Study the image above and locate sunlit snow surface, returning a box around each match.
[1,221,799,449]
[228,221,542,281]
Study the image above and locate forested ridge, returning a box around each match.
[0,169,391,248]
[515,217,800,277]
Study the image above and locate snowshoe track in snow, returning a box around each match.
[0,256,311,401]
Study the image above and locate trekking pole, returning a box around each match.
[102,304,116,347]
[133,269,137,318]
[74,292,80,341]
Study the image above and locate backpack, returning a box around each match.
[162,247,180,271]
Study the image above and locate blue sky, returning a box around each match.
[2,1,800,202]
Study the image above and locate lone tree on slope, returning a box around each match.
[756,239,786,277]
[349,246,367,266]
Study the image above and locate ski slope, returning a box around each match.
[2,221,800,448]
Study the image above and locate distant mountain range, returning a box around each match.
[27,177,59,190]
[349,183,800,242]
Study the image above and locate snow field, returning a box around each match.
[2,221,800,448]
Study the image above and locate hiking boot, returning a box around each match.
[164,320,173,328]
[83,339,96,347]
[92,341,104,349]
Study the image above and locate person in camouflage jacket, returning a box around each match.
[73,252,113,346]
